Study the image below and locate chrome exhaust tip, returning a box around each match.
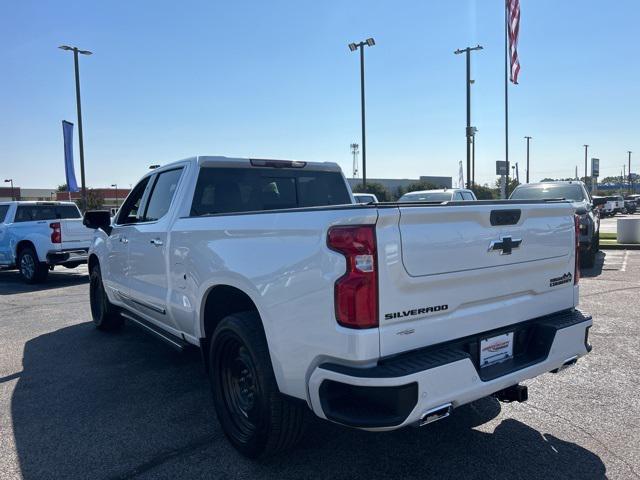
[418,403,452,427]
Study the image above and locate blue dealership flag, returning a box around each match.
[62,120,79,192]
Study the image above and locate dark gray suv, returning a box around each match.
[509,181,600,268]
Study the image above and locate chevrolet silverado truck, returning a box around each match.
[0,201,93,283]
[83,156,592,458]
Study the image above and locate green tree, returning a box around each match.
[472,184,497,200]
[352,182,391,202]
[57,184,68,192]
[75,189,104,212]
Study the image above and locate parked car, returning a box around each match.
[509,181,600,268]
[398,188,477,202]
[623,197,637,214]
[353,193,378,204]
[0,201,93,283]
[603,195,624,216]
[84,156,592,458]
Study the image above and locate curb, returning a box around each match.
[599,243,640,250]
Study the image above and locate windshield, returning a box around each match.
[510,185,585,202]
[399,192,452,202]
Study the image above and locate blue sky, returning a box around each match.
[1,0,639,188]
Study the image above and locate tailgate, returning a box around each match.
[60,219,93,245]
[376,202,577,357]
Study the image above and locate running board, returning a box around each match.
[120,310,189,352]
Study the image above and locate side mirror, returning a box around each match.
[574,206,587,215]
[83,210,112,234]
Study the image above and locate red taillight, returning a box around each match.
[574,215,580,285]
[50,222,61,244]
[327,225,378,329]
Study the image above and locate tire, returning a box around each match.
[89,264,123,330]
[18,246,48,284]
[209,312,306,458]
[582,243,596,268]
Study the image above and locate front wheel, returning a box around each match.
[89,264,123,330]
[209,312,306,458]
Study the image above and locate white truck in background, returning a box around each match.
[83,156,592,458]
[0,201,93,283]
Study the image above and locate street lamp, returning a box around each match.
[111,184,119,208]
[348,37,375,187]
[628,151,633,194]
[524,136,532,183]
[4,179,14,200]
[454,45,483,189]
[583,144,589,184]
[59,45,92,210]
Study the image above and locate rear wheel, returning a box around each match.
[18,246,48,284]
[209,312,306,458]
[582,242,596,268]
[89,264,123,330]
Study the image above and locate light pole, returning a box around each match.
[583,144,589,185]
[59,45,92,210]
[524,136,532,183]
[4,179,14,200]
[348,38,375,188]
[111,183,119,208]
[454,45,483,189]
[628,151,633,194]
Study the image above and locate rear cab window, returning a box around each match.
[190,167,351,216]
[14,204,81,222]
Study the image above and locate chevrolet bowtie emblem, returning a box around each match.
[488,236,522,255]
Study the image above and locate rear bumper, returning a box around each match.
[308,309,592,430]
[46,248,89,265]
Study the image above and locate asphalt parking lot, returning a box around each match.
[0,257,639,480]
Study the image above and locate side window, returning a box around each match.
[116,178,150,224]
[15,206,56,222]
[454,192,464,201]
[143,169,183,221]
[0,205,9,223]
[462,192,475,201]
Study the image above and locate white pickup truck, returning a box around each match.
[0,201,93,283]
[84,156,592,458]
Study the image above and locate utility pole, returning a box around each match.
[59,45,92,210]
[454,45,483,190]
[348,38,375,188]
[524,136,532,183]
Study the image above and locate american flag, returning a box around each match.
[507,0,521,84]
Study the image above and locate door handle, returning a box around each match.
[150,238,163,246]
[120,237,128,244]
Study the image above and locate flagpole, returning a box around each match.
[504,1,510,198]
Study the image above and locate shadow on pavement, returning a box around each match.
[11,323,606,480]
[0,268,88,295]
[581,251,606,278]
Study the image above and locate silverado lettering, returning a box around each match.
[385,305,449,320]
